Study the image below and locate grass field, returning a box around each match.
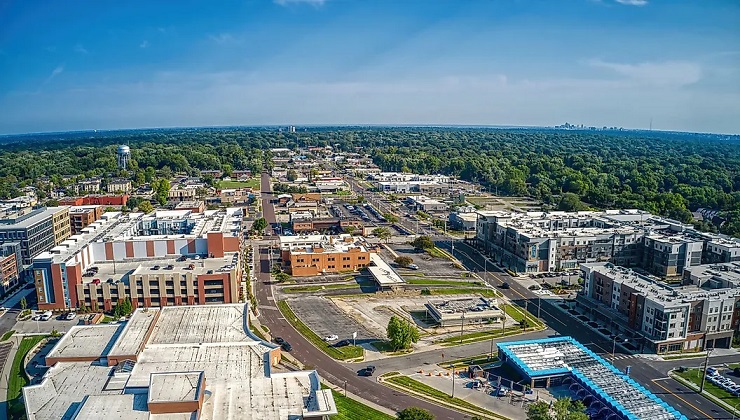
[428,288,498,298]
[1,329,15,341]
[405,278,484,287]
[283,284,359,293]
[385,375,504,419]
[276,300,364,360]
[330,389,395,420]
[674,368,740,408]
[436,326,526,346]
[219,178,260,189]
[426,247,449,259]
[504,304,543,328]
[7,335,48,419]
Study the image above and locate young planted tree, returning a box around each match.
[386,315,420,351]
[20,296,27,311]
[372,227,392,243]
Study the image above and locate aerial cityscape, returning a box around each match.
[0,1,739,420]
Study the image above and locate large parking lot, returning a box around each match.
[388,242,466,277]
[286,296,381,344]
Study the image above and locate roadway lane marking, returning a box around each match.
[651,378,715,420]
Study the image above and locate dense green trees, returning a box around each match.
[527,398,588,420]
[396,407,434,420]
[0,127,737,235]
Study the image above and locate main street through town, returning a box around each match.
[253,171,736,420]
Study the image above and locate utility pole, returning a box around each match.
[700,344,712,393]
[537,296,541,319]
[459,312,465,344]
[502,303,506,334]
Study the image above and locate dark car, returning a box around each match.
[281,342,292,352]
[274,337,285,345]
[500,282,510,289]
[333,339,351,348]
[361,365,376,376]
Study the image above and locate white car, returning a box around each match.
[65,312,76,320]
[324,334,339,342]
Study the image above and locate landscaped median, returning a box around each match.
[7,335,49,419]
[322,384,395,420]
[380,372,509,420]
[671,368,740,416]
[276,300,364,361]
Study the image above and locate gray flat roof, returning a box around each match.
[73,394,148,420]
[108,308,159,357]
[148,305,250,345]
[46,324,122,360]
[149,372,203,403]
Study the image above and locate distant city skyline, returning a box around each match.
[1,0,739,135]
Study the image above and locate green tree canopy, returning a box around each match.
[373,227,392,243]
[411,235,435,250]
[387,315,420,351]
[396,407,434,420]
[394,256,413,267]
[138,200,154,214]
[252,218,267,234]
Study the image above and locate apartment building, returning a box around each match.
[74,178,102,194]
[32,208,243,311]
[580,262,740,353]
[0,207,71,266]
[0,242,22,294]
[106,178,132,193]
[280,234,373,276]
[475,210,740,277]
[69,205,104,234]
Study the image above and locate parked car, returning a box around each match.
[324,334,339,342]
[281,342,292,352]
[65,312,76,320]
[274,337,285,345]
[361,365,376,376]
[333,340,351,348]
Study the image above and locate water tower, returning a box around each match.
[117,145,131,170]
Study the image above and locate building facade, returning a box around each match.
[0,207,71,266]
[579,262,740,353]
[280,234,373,276]
[32,208,243,311]
[69,205,104,234]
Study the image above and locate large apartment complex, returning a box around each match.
[0,206,71,267]
[580,262,740,353]
[475,210,740,277]
[32,208,243,311]
[280,234,373,276]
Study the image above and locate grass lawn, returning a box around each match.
[370,341,413,355]
[405,278,484,287]
[385,375,504,419]
[330,389,395,420]
[282,284,359,293]
[436,326,526,346]
[662,353,707,360]
[7,335,48,419]
[1,329,15,341]
[504,304,543,328]
[219,178,260,189]
[276,300,364,361]
[426,247,449,259]
[674,368,740,408]
[428,288,498,298]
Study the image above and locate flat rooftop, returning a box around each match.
[83,253,238,285]
[426,295,501,319]
[108,308,159,358]
[499,337,686,420]
[46,324,121,360]
[368,253,405,285]
[24,304,337,420]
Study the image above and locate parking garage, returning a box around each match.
[498,336,687,420]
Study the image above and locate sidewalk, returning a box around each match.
[0,335,20,407]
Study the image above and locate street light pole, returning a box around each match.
[731,401,740,420]
[700,346,713,393]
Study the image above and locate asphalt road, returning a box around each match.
[258,171,470,418]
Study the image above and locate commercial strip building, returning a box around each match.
[0,206,71,266]
[475,210,740,277]
[279,234,373,276]
[498,336,686,420]
[424,296,504,326]
[32,208,243,311]
[406,195,448,212]
[579,262,740,353]
[23,304,337,420]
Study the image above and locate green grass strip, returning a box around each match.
[7,335,48,419]
[674,368,740,407]
[1,329,15,341]
[385,375,508,419]
[277,300,363,361]
[329,389,395,420]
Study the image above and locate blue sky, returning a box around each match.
[1,0,738,134]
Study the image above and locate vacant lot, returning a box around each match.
[287,296,381,344]
[388,242,464,277]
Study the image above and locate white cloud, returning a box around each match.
[208,33,239,45]
[274,0,327,6]
[586,59,702,86]
[44,65,64,84]
[615,0,648,5]
[74,43,88,54]
[140,40,149,48]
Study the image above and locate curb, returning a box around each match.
[670,371,740,417]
